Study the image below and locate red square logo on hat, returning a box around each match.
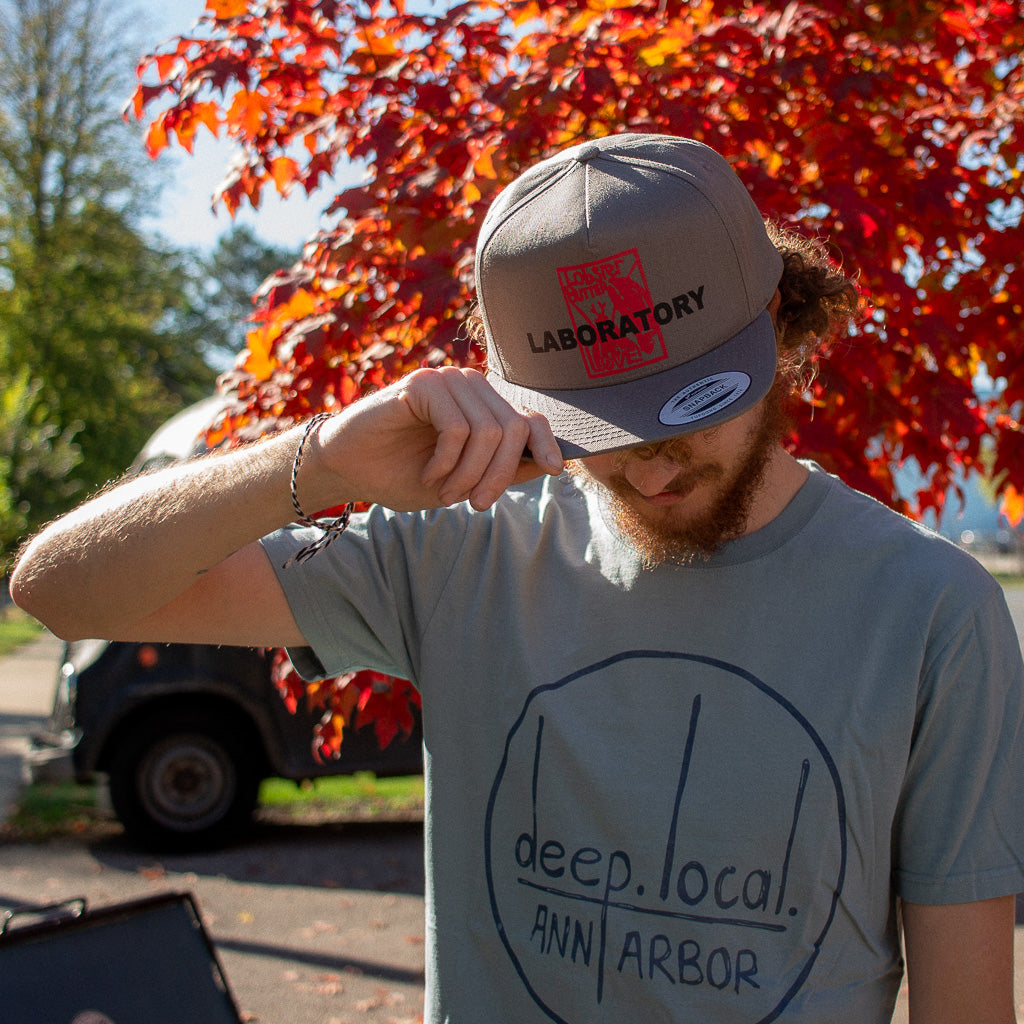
[558,249,667,379]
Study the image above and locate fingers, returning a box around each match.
[410,368,563,509]
[523,411,565,476]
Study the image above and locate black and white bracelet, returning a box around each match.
[283,412,353,568]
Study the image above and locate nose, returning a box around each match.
[621,454,684,497]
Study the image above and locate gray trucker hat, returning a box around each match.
[475,133,783,458]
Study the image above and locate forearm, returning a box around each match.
[902,896,1017,1024]
[10,426,314,641]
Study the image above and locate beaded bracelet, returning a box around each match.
[283,412,354,569]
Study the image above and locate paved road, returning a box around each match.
[0,822,427,1024]
[2,584,1023,1023]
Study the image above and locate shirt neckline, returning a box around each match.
[587,460,835,569]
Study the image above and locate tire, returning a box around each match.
[107,708,261,852]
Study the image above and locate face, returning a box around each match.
[569,381,786,566]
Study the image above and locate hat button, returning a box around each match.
[575,142,602,162]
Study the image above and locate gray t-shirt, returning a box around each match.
[261,464,1024,1024]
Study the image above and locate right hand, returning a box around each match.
[309,366,565,513]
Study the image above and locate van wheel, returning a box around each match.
[107,709,261,851]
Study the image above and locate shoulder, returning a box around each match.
[805,463,1004,621]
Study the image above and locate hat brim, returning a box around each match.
[487,309,779,458]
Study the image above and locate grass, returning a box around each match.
[260,772,424,807]
[1,773,425,843]
[0,607,44,657]
[1,781,104,843]
[258,772,425,824]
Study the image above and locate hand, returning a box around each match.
[311,367,564,512]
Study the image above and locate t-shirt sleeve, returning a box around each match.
[259,506,466,683]
[892,586,1024,904]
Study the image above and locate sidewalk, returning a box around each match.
[0,628,63,820]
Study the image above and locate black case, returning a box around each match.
[0,891,242,1024]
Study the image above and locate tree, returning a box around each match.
[0,0,216,559]
[131,0,1024,750]
[0,369,81,558]
[183,224,303,370]
[0,0,143,242]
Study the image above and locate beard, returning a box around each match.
[571,382,787,567]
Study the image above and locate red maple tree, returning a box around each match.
[131,0,1024,753]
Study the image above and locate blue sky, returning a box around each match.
[132,0,340,252]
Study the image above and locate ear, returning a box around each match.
[767,289,782,318]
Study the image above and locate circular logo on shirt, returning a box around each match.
[485,650,846,1023]
[659,372,751,426]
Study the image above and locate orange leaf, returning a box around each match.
[331,680,361,722]
[194,100,221,136]
[244,322,279,379]
[359,29,399,56]
[472,147,497,180]
[227,89,270,138]
[155,53,180,81]
[207,0,249,19]
[1000,485,1024,528]
[171,101,221,153]
[639,26,692,67]
[510,1,542,25]
[144,118,169,158]
[270,155,299,193]
[940,9,977,41]
[279,288,318,321]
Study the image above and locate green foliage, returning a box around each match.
[0,0,217,560]
[0,368,82,563]
[0,0,148,240]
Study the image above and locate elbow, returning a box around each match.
[8,548,84,642]
[8,551,38,618]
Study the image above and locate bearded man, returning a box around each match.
[12,134,1024,1024]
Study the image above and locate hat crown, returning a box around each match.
[475,133,782,456]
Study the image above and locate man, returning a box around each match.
[11,134,1024,1023]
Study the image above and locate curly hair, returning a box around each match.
[463,221,861,387]
[766,222,861,385]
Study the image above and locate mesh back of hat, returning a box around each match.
[476,134,783,457]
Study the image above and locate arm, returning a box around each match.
[902,895,1018,1024]
[10,367,563,645]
